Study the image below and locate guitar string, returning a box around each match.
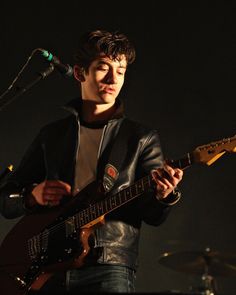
[38,175,150,236]
[29,175,151,245]
[29,137,236,248]
[32,176,151,247]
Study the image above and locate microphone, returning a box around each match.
[40,49,73,77]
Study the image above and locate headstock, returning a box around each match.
[193,135,236,165]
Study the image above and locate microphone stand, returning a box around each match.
[0,64,55,111]
[0,165,13,183]
[0,64,55,187]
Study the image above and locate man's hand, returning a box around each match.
[152,164,183,200]
[29,180,71,207]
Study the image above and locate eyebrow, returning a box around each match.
[97,59,127,69]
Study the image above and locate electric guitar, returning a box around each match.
[0,135,235,295]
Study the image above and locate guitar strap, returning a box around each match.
[103,118,137,192]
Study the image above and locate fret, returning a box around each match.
[89,205,97,220]
[65,217,76,237]
[109,196,113,209]
[130,185,136,197]
[134,183,138,195]
[116,192,122,206]
[125,188,131,200]
[96,202,104,216]
[94,203,100,218]
[119,191,124,203]
[81,210,89,225]
[104,199,108,213]
[77,212,83,226]
[147,175,152,189]
[107,198,112,212]
[140,178,145,191]
[74,214,79,229]
[100,202,105,214]
[136,180,144,194]
[113,195,117,207]
[127,188,132,198]
[84,208,90,223]
[169,153,192,169]
[107,197,112,211]
[81,210,87,224]
[77,212,84,227]
[110,195,117,209]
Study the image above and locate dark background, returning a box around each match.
[0,1,236,294]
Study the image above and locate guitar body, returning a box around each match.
[0,181,103,295]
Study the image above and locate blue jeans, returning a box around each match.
[66,264,136,293]
[35,264,136,294]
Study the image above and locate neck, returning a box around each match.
[81,101,117,123]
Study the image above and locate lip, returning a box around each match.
[103,87,116,94]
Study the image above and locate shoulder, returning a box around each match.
[123,117,159,138]
[39,115,76,135]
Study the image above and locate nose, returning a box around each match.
[106,69,118,84]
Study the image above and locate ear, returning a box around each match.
[73,65,86,82]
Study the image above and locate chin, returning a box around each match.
[100,94,117,104]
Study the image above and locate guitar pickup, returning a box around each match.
[65,217,76,237]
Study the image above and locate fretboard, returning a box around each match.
[74,175,152,228]
[72,152,194,229]
[168,152,193,169]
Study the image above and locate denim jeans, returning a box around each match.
[66,264,136,293]
[31,264,136,294]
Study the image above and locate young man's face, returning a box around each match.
[79,54,127,105]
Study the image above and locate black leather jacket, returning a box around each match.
[0,98,180,271]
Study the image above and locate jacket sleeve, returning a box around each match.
[136,130,181,226]
[0,130,46,219]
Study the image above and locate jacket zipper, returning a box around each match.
[71,120,80,195]
[97,123,108,160]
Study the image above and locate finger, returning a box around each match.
[164,164,183,179]
[174,168,183,180]
[155,179,170,192]
[163,164,176,177]
[163,167,183,186]
[44,180,71,192]
[152,171,173,190]
[45,200,61,207]
[153,167,175,182]
[43,194,64,201]
[152,169,164,179]
[49,199,61,206]
[43,187,71,195]
[152,169,176,186]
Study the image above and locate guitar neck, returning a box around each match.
[168,152,194,170]
[73,153,194,229]
[73,175,152,228]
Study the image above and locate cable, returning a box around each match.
[0,48,44,101]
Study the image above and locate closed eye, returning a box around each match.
[117,70,125,75]
[97,66,109,71]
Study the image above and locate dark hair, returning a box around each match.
[74,30,136,71]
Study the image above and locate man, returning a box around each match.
[0,30,183,293]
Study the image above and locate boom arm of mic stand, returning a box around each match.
[0,64,55,111]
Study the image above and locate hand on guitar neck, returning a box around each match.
[150,134,236,204]
[151,164,183,201]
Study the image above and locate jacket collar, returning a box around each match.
[62,97,125,123]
